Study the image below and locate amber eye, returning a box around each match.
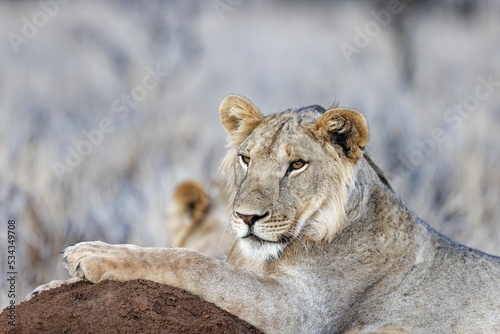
[240,155,251,166]
[290,159,307,171]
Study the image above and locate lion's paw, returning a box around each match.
[63,241,136,283]
[26,277,81,301]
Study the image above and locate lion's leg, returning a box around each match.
[26,277,82,301]
[62,241,302,333]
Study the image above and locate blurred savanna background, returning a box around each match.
[1,0,499,309]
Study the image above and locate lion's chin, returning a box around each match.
[239,236,287,262]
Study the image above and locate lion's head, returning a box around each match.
[220,95,369,261]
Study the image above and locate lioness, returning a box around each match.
[167,180,233,258]
[31,96,500,333]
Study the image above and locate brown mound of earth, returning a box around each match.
[1,280,262,334]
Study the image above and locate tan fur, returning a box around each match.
[313,107,369,163]
[30,96,500,334]
[220,95,264,147]
[345,326,410,334]
[167,180,233,258]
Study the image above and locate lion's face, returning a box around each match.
[220,96,369,261]
[229,113,346,260]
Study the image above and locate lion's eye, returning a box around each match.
[291,160,305,170]
[240,155,251,166]
[289,159,307,171]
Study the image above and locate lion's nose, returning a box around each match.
[236,212,269,227]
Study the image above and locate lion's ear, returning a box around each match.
[219,95,263,144]
[314,108,369,163]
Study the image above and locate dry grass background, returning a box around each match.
[0,0,499,309]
